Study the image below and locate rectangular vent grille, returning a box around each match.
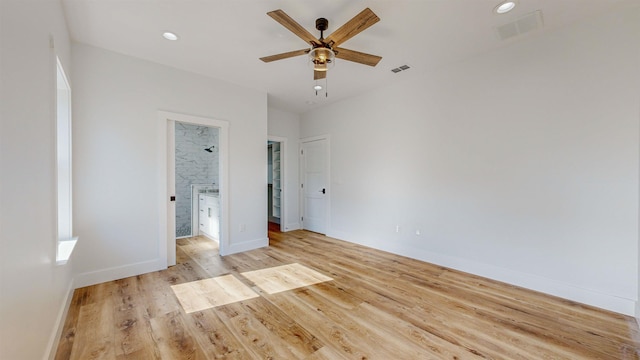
[391,65,411,73]
[495,10,544,41]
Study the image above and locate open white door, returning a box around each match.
[301,137,329,234]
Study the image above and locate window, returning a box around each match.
[56,56,77,264]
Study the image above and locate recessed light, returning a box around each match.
[313,85,323,91]
[162,31,179,41]
[495,1,516,14]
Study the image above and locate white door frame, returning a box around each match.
[299,134,330,234]
[158,111,230,266]
[268,135,287,232]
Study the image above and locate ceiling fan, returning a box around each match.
[260,8,382,81]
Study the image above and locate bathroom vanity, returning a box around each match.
[198,192,219,241]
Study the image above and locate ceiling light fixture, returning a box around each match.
[162,31,179,41]
[308,47,335,72]
[260,9,382,100]
[495,1,516,14]
[307,17,335,73]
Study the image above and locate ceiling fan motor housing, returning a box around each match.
[315,18,329,32]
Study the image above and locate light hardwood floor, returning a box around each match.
[55,230,640,359]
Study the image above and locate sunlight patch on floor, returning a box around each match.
[171,274,259,313]
[241,263,333,295]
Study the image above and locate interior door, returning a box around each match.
[301,138,327,233]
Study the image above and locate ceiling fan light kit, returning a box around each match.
[308,47,335,72]
[260,7,382,97]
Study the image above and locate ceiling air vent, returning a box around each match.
[495,10,544,41]
[391,65,411,73]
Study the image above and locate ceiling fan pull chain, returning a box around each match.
[326,77,328,98]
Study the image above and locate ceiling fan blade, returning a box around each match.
[314,70,326,80]
[325,8,380,48]
[260,49,309,63]
[267,9,319,46]
[334,47,382,67]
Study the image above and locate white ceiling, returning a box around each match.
[62,0,626,114]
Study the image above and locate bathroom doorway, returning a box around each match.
[159,111,229,267]
[174,122,219,240]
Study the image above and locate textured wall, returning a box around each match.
[175,123,219,237]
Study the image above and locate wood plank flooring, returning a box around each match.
[55,230,640,359]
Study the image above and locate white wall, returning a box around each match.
[301,6,640,315]
[268,107,301,231]
[72,43,268,285]
[0,1,76,358]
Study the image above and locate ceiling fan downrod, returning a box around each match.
[316,17,328,41]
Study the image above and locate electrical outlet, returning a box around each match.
[415,229,421,236]
[395,225,400,233]
[240,224,246,232]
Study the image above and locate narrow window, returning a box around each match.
[56,56,77,264]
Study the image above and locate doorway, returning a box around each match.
[159,111,230,267]
[268,136,286,232]
[174,122,219,240]
[300,135,329,234]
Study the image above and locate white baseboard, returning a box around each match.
[45,278,75,360]
[200,231,219,243]
[283,222,301,232]
[224,237,269,256]
[327,231,636,316]
[74,258,166,288]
